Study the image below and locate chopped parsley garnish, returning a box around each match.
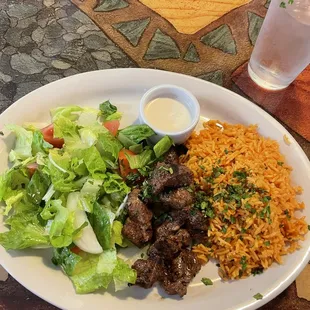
[224,149,229,154]
[230,216,236,224]
[241,227,247,234]
[199,165,206,171]
[222,226,227,233]
[280,1,286,8]
[233,169,248,181]
[126,172,140,182]
[240,256,247,271]
[277,161,284,166]
[264,241,270,246]
[284,209,291,219]
[158,166,174,174]
[252,268,264,276]
[253,293,263,300]
[261,196,271,203]
[140,181,152,200]
[244,202,251,210]
[308,225,310,231]
[201,278,213,286]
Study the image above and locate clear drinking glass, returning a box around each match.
[248,0,310,90]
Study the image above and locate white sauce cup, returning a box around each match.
[139,84,200,144]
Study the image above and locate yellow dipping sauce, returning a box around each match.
[144,97,191,133]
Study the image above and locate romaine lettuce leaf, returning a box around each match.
[96,133,122,167]
[26,169,51,204]
[99,101,118,120]
[46,149,81,192]
[54,248,136,294]
[112,220,124,247]
[79,178,103,213]
[32,131,53,155]
[81,146,106,179]
[6,125,33,162]
[0,209,49,250]
[92,202,115,250]
[52,246,82,276]
[125,149,154,169]
[51,106,82,122]
[154,136,173,158]
[118,124,155,145]
[113,258,137,291]
[103,173,130,195]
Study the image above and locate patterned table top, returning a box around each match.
[0,0,309,309]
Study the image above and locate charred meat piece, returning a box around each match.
[169,229,191,248]
[170,207,191,226]
[127,189,153,224]
[162,147,179,165]
[149,163,193,195]
[148,238,180,261]
[186,208,209,231]
[122,218,152,248]
[159,188,193,210]
[122,189,154,247]
[155,220,182,240]
[132,259,164,289]
[189,230,210,245]
[161,250,202,297]
[149,228,191,260]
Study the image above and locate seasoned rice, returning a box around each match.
[180,120,308,279]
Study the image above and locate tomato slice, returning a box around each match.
[70,246,81,255]
[41,124,64,149]
[27,163,38,177]
[103,120,120,137]
[118,149,137,179]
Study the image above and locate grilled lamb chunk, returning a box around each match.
[159,188,193,210]
[132,259,164,289]
[162,147,179,165]
[149,228,191,260]
[148,238,180,261]
[186,208,209,231]
[161,250,201,297]
[155,220,182,240]
[122,218,152,248]
[169,229,191,248]
[149,163,193,195]
[127,189,153,224]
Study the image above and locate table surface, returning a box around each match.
[0,0,309,309]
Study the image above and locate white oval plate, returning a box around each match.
[0,69,309,310]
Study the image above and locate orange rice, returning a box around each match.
[180,120,308,280]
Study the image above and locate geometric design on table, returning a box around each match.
[248,12,264,46]
[94,0,129,12]
[183,43,200,63]
[144,29,180,60]
[138,0,253,34]
[232,62,310,141]
[71,0,269,88]
[113,18,150,47]
[198,70,224,86]
[200,24,237,55]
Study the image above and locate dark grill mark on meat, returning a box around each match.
[155,220,182,240]
[148,163,193,196]
[122,218,152,248]
[127,189,153,224]
[161,250,201,297]
[122,189,153,247]
[159,188,194,209]
[132,259,164,289]
[162,147,179,165]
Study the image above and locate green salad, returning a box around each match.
[0,101,173,294]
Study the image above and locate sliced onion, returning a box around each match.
[67,192,103,254]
